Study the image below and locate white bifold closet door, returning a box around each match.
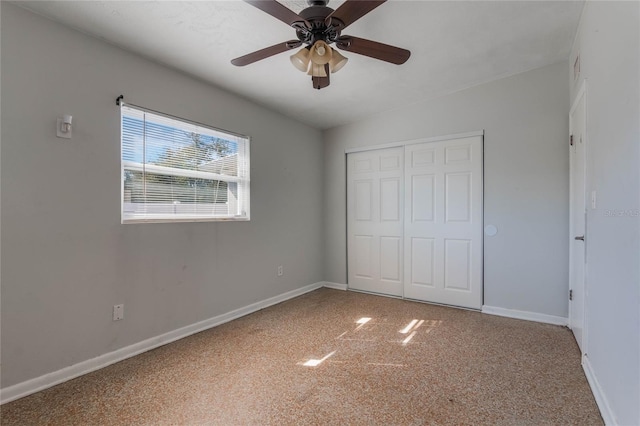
[347,147,404,297]
[347,135,483,310]
[403,136,483,309]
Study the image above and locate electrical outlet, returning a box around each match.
[113,304,124,321]
[277,265,283,277]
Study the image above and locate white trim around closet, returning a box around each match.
[344,130,485,154]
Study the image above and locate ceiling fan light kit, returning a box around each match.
[232,0,411,90]
[291,42,348,75]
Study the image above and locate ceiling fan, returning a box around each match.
[231,0,411,89]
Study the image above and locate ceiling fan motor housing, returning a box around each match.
[296,5,342,46]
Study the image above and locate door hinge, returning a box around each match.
[569,289,573,301]
[570,135,574,146]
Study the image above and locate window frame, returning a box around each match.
[120,104,250,224]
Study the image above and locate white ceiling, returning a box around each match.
[15,0,584,129]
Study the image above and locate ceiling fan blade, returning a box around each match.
[231,40,301,66]
[312,76,330,90]
[326,0,386,29]
[244,0,308,27]
[336,36,410,65]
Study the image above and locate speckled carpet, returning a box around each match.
[1,288,602,425]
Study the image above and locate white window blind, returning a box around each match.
[121,105,250,223]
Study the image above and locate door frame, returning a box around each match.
[345,130,485,308]
[569,80,588,355]
[345,131,485,155]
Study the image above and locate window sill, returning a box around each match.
[122,216,250,224]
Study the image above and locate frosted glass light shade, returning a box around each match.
[290,48,310,72]
[329,49,348,73]
[309,40,332,65]
[307,63,327,77]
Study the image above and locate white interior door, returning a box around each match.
[569,86,587,352]
[403,136,483,309]
[347,147,404,296]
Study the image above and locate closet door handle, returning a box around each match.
[574,236,584,241]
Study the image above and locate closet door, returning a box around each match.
[403,136,483,309]
[347,147,404,296]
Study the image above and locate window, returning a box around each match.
[121,105,250,223]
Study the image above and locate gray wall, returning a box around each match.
[1,3,324,388]
[324,61,570,318]
[570,2,640,424]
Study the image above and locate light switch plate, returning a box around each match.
[113,304,124,321]
[56,118,72,139]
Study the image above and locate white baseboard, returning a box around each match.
[323,282,348,291]
[582,355,616,425]
[0,281,325,405]
[482,305,568,326]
